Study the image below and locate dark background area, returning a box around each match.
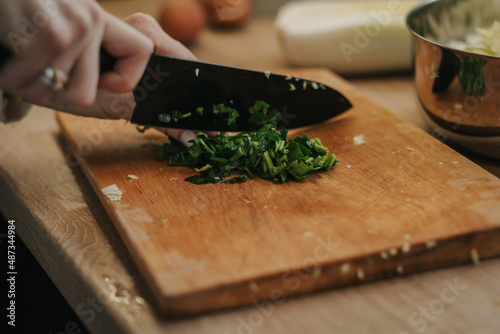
[1,210,90,334]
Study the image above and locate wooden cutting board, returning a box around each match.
[57,68,500,317]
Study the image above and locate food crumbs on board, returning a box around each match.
[312,266,322,279]
[406,198,411,202]
[452,161,459,164]
[357,268,365,281]
[195,68,199,77]
[439,162,444,166]
[340,263,351,274]
[402,242,411,253]
[346,165,351,168]
[406,146,415,151]
[127,174,138,180]
[101,184,122,201]
[249,281,259,292]
[353,134,366,145]
[470,249,480,265]
[170,177,178,181]
[242,198,251,204]
[285,74,292,80]
[162,219,169,227]
[303,231,314,238]
[389,248,398,256]
[426,240,437,249]
[264,70,271,79]
[404,234,412,240]
[396,264,405,274]
[380,252,389,260]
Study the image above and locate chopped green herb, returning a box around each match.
[221,175,247,184]
[459,56,487,96]
[172,110,183,122]
[172,111,192,122]
[289,83,296,91]
[248,100,282,126]
[213,103,239,129]
[159,122,338,185]
[196,107,204,115]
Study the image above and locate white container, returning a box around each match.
[275,1,420,74]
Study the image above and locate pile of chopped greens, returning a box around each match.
[158,122,338,185]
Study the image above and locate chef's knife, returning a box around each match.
[101,50,352,132]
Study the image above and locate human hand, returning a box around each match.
[46,13,205,145]
[0,0,152,106]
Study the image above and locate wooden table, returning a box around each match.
[1,1,500,333]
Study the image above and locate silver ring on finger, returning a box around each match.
[40,67,68,91]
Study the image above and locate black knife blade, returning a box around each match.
[100,51,352,132]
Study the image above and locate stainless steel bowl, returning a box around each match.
[407,0,500,159]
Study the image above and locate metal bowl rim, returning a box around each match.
[406,0,500,60]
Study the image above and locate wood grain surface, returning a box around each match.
[1,6,500,333]
[57,68,500,317]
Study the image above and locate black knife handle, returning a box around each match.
[99,48,118,74]
[0,42,13,70]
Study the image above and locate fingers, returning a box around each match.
[154,128,198,146]
[49,3,105,106]
[20,5,104,105]
[0,0,106,105]
[98,13,153,93]
[0,0,154,107]
[124,13,197,60]
[0,16,72,103]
